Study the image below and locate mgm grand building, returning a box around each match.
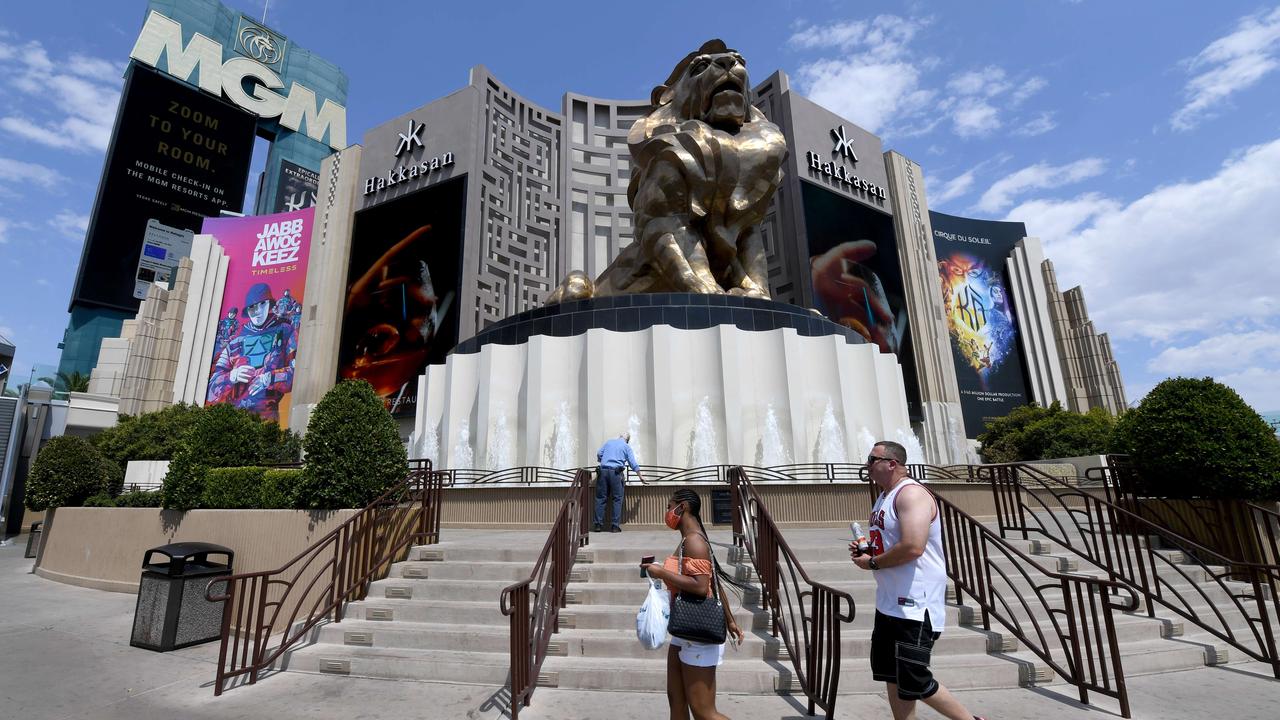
[83,22,1125,469]
[273,46,1125,469]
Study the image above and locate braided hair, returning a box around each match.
[670,488,751,592]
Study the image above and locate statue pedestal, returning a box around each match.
[414,294,916,469]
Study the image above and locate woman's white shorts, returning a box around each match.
[670,636,725,667]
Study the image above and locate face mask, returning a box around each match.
[665,506,683,530]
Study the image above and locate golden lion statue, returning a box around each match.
[546,39,787,303]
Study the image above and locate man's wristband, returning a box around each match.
[868,556,880,571]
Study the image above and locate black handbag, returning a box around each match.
[667,535,727,645]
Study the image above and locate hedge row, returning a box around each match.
[32,379,420,513]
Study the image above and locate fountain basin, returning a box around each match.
[414,296,916,469]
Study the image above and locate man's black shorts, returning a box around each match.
[870,610,941,700]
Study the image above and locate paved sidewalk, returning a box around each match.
[3,537,1279,719]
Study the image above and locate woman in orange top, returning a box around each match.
[642,488,744,720]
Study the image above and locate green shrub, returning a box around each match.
[162,404,274,511]
[114,489,163,508]
[83,493,116,508]
[201,467,268,509]
[26,436,122,511]
[978,402,1115,463]
[1110,377,1280,499]
[260,468,302,509]
[93,403,204,470]
[294,380,407,509]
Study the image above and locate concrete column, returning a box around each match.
[289,145,363,433]
[1007,237,1069,406]
[883,151,968,463]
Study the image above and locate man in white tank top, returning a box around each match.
[851,441,985,720]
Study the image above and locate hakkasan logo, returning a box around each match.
[235,17,286,69]
[252,218,304,268]
[364,118,455,195]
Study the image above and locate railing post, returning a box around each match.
[212,577,234,696]
[729,468,743,548]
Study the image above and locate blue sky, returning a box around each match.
[1,0,1277,414]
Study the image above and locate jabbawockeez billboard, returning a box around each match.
[929,211,1033,435]
[202,207,313,423]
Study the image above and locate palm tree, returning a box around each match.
[38,371,91,393]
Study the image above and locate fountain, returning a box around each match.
[894,427,926,468]
[813,399,848,463]
[453,419,474,469]
[758,403,791,467]
[488,404,513,470]
[547,400,578,469]
[687,396,720,467]
[627,413,644,465]
[416,419,440,465]
[855,426,878,460]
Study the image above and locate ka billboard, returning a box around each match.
[202,207,314,424]
[70,64,256,313]
[339,177,465,416]
[929,211,1033,436]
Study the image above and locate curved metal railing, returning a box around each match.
[206,460,444,695]
[729,466,855,719]
[937,488,1137,717]
[428,462,979,486]
[987,462,1280,678]
[499,469,592,720]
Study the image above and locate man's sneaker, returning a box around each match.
[592,524,603,533]
[610,526,623,533]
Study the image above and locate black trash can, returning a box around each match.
[130,542,234,652]
[23,521,42,559]
[710,489,733,525]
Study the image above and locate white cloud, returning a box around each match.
[48,211,88,239]
[1015,111,1057,137]
[788,15,923,58]
[790,17,1053,140]
[1216,366,1280,413]
[1025,137,1280,345]
[950,97,1001,137]
[790,16,933,134]
[797,58,933,134]
[1010,77,1048,106]
[976,158,1107,213]
[928,168,977,206]
[0,217,9,245]
[1148,330,1280,375]
[1171,7,1280,131]
[0,156,62,187]
[1006,192,1121,239]
[0,34,122,152]
[946,66,1010,97]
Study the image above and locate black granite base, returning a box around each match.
[453,293,866,355]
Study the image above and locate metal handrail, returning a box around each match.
[206,460,444,695]
[729,466,855,719]
[499,468,592,720]
[427,462,979,486]
[1095,455,1280,572]
[987,462,1280,679]
[935,487,1137,717]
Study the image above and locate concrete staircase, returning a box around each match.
[283,528,1032,694]
[1009,508,1280,669]
[280,520,1259,696]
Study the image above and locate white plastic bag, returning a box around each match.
[636,579,671,650]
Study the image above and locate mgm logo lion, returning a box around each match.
[547,39,787,303]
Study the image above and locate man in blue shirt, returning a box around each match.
[594,432,644,532]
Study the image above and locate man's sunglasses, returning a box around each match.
[866,455,895,466]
